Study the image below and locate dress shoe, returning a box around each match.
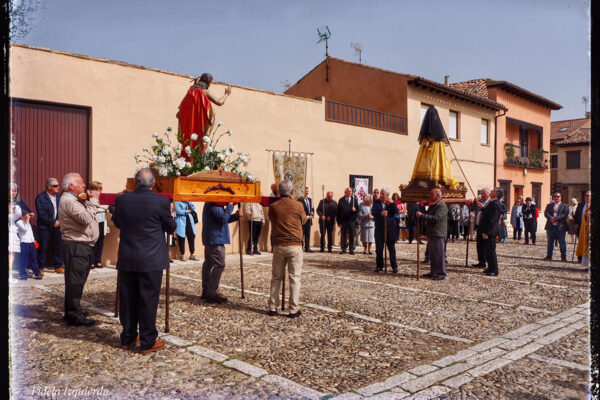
[89,265,96,269]
[320,249,325,253]
[328,249,332,253]
[140,340,165,354]
[432,275,446,281]
[169,259,174,263]
[246,251,252,255]
[205,294,228,304]
[66,317,95,327]
[368,252,372,255]
[267,310,277,316]
[423,259,430,264]
[289,310,302,319]
[471,263,485,268]
[189,255,199,261]
[306,249,313,253]
[542,257,552,261]
[363,251,367,254]
[423,272,434,278]
[253,250,261,255]
[561,258,568,262]
[33,274,43,280]
[374,268,383,273]
[180,256,187,261]
[96,264,104,269]
[349,250,355,255]
[484,271,498,276]
[392,269,398,274]
[18,276,27,280]
[120,336,140,349]
[340,250,346,254]
[55,267,65,274]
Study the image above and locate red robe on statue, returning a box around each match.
[177,86,214,160]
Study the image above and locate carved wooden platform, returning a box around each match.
[126,170,261,202]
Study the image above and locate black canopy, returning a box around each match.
[418,106,449,144]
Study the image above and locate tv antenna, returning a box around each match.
[317,26,332,81]
[582,96,589,115]
[350,42,362,63]
[317,26,331,57]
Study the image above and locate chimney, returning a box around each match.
[444,75,450,85]
[585,111,591,118]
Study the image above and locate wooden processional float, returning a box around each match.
[115,170,261,333]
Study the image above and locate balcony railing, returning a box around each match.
[325,100,407,134]
[504,143,549,170]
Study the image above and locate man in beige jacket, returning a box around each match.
[58,172,100,326]
[243,202,265,255]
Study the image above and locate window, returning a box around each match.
[449,111,458,140]
[550,154,558,169]
[420,103,432,124]
[559,127,568,132]
[481,119,489,145]
[566,151,581,169]
[532,183,542,206]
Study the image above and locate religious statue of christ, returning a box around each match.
[176,73,232,160]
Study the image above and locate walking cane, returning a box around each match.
[165,267,170,333]
[384,214,388,273]
[571,235,578,263]
[281,270,285,311]
[465,225,470,268]
[114,270,120,317]
[238,206,245,298]
[416,220,421,280]
[321,185,325,250]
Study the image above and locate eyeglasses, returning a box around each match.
[51,184,59,187]
[552,195,561,198]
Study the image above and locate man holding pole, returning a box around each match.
[268,180,306,318]
[373,188,399,273]
[416,188,448,280]
[113,168,176,353]
[201,200,242,303]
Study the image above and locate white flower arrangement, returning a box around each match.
[133,125,254,180]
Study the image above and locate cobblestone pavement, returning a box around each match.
[9,238,591,399]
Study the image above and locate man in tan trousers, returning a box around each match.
[268,180,307,318]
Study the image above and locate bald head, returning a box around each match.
[135,168,155,189]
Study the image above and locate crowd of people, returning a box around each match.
[8,170,592,355]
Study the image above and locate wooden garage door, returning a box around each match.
[11,99,90,221]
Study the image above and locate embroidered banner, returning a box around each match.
[353,177,369,204]
[272,152,307,199]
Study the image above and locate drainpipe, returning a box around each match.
[494,109,507,188]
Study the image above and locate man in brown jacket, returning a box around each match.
[58,172,100,326]
[268,180,307,318]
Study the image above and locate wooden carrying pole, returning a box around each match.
[165,268,170,333]
[281,272,286,311]
[238,218,245,298]
[114,270,120,317]
[465,231,470,267]
[384,216,388,273]
[416,222,421,280]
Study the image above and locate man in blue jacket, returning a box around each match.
[201,201,242,303]
[113,168,176,354]
[35,178,63,274]
[372,188,399,273]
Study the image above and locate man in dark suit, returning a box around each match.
[112,168,176,354]
[471,189,491,268]
[336,187,359,255]
[573,191,590,261]
[372,188,399,273]
[299,187,314,252]
[416,188,448,280]
[35,178,64,274]
[478,188,502,276]
[317,191,337,252]
[406,202,418,244]
[522,197,537,245]
[543,192,570,262]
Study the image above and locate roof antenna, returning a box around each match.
[317,26,331,81]
[582,96,589,116]
[350,42,362,63]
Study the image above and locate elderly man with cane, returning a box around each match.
[416,188,448,280]
[372,188,399,273]
[267,180,307,318]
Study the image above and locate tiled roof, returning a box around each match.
[555,128,591,146]
[450,78,562,110]
[551,117,590,142]
[448,79,489,100]
[408,77,506,111]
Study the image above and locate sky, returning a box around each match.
[12,0,591,121]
